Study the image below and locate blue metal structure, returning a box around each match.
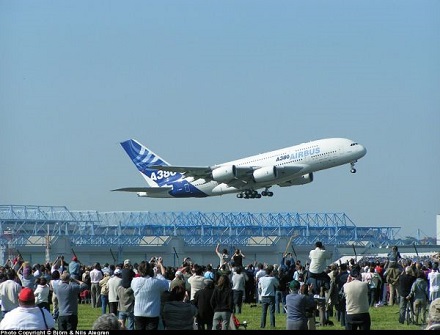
[0,205,401,249]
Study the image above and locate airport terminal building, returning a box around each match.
[0,205,437,267]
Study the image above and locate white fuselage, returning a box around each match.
[193,138,366,196]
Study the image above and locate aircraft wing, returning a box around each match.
[150,165,212,178]
[112,187,172,194]
[150,165,254,180]
[149,164,305,185]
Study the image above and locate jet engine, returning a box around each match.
[279,173,314,186]
[212,165,237,183]
[253,166,278,183]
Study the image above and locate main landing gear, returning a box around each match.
[236,188,273,199]
[350,161,357,173]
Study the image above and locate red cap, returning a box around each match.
[72,256,78,261]
[19,287,35,302]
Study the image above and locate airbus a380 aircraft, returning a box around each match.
[113,138,367,199]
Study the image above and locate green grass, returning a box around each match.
[76,302,426,330]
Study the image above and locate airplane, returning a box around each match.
[112,137,367,199]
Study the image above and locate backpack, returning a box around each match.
[369,273,380,289]
[338,286,346,305]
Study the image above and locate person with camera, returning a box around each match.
[131,257,169,330]
[53,272,86,331]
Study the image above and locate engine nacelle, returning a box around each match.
[253,166,278,183]
[212,165,237,183]
[289,173,314,185]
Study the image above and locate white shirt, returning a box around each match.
[34,284,50,304]
[0,306,55,330]
[0,280,21,312]
[108,275,123,303]
[308,247,331,274]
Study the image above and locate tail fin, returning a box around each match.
[120,139,182,187]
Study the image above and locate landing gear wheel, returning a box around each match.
[350,161,357,173]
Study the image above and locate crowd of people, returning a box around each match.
[0,243,438,330]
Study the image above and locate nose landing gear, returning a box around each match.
[350,161,357,173]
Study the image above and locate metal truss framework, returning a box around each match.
[0,205,401,248]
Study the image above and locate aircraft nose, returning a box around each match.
[359,144,367,157]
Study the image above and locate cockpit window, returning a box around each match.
[350,143,358,146]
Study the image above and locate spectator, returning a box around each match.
[210,274,233,330]
[368,266,382,307]
[255,263,266,303]
[397,266,416,324]
[231,248,245,268]
[231,265,247,314]
[34,277,50,311]
[170,270,186,292]
[102,263,111,276]
[215,244,230,268]
[51,256,67,275]
[0,287,55,330]
[68,256,81,281]
[279,260,295,312]
[428,262,440,302]
[162,285,198,330]
[18,261,36,290]
[107,268,122,315]
[0,269,21,317]
[121,260,136,288]
[187,264,205,302]
[82,266,91,286]
[117,268,135,330]
[307,241,332,295]
[244,264,256,304]
[99,272,111,314]
[386,246,402,269]
[90,263,103,308]
[92,313,123,330]
[215,263,231,284]
[407,270,429,325]
[300,282,318,330]
[285,279,308,330]
[258,264,279,329]
[386,265,401,306]
[273,265,284,314]
[193,279,215,330]
[203,264,215,281]
[341,266,371,330]
[327,263,340,321]
[52,272,86,331]
[49,270,61,320]
[425,297,440,330]
[335,262,350,327]
[131,258,169,330]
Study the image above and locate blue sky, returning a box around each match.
[1,1,439,239]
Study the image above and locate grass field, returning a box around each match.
[76,302,427,330]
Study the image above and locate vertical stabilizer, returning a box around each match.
[120,139,181,187]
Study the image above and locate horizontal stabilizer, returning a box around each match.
[112,187,172,194]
